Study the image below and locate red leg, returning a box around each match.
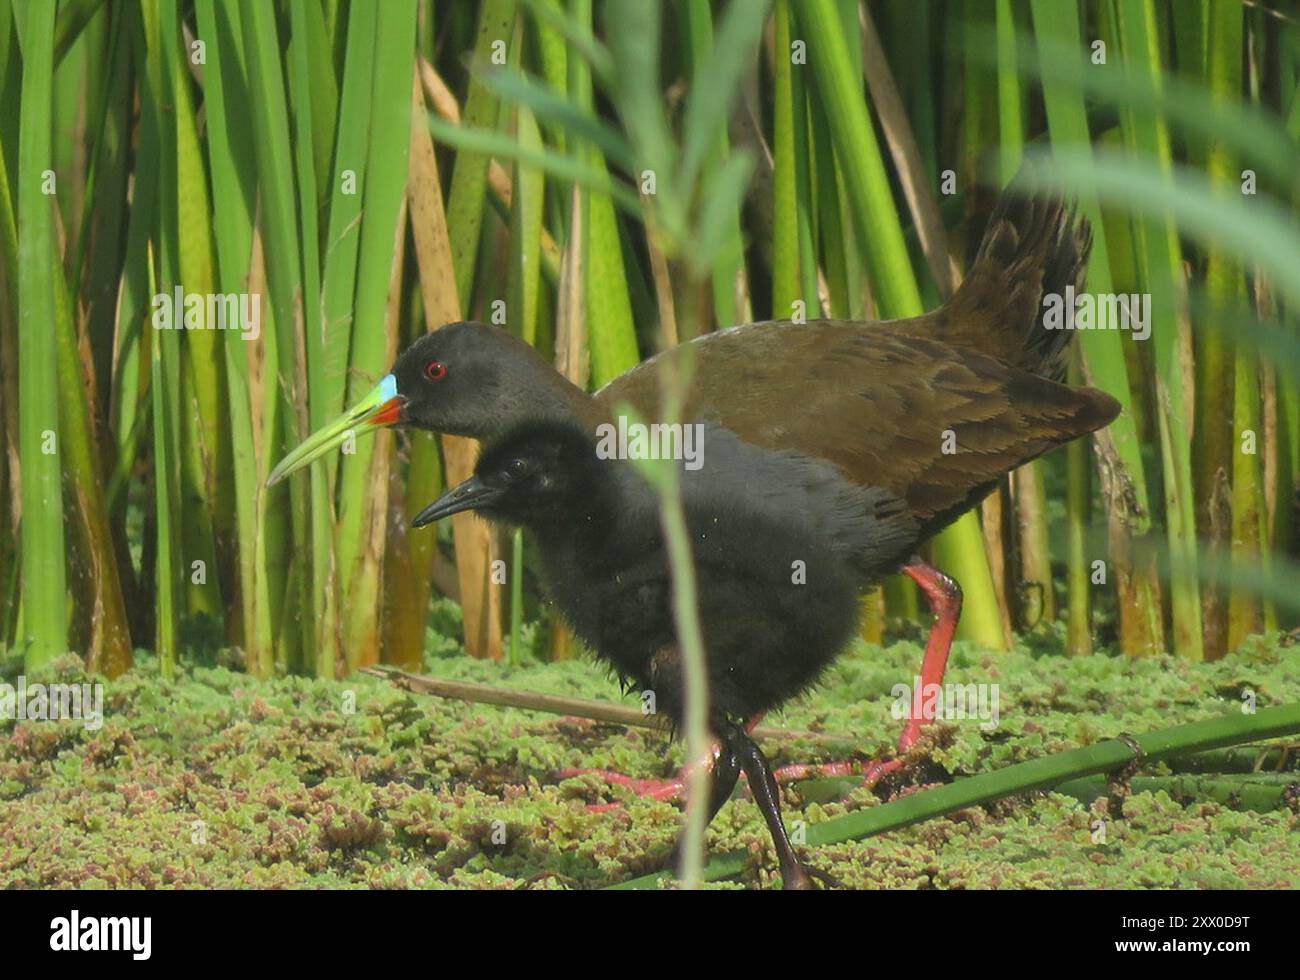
[559,738,723,809]
[769,558,961,784]
[556,770,689,808]
[895,559,962,753]
[562,714,766,810]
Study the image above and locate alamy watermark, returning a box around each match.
[595,416,705,470]
[1042,285,1151,341]
[152,286,261,341]
[50,910,151,960]
[891,677,1000,731]
[0,676,104,731]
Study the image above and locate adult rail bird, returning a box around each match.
[268,184,1120,793]
[410,419,922,887]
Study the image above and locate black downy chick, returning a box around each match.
[413,420,918,888]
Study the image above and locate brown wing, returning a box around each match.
[596,320,1119,537]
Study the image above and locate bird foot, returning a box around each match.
[557,767,688,810]
[769,754,906,786]
[563,753,907,812]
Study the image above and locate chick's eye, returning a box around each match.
[507,458,529,478]
[424,360,447,381]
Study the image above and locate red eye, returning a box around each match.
[424,360,447,381]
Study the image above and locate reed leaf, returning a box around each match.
[1111,0,1204,660]
[162,0,227,634]
[571,0,638,386]
[334,0,418,670]
[1030,0,1164,656]
[445,0,517,311]
[240,0,316,672]
[15,0,68,669]
[192,0,274,676]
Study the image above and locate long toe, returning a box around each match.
[558,767,687,810]
[769,755,905,786]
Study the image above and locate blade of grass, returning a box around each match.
[193,0,275,675]
[1066,356,1093,655]
[1030,0,1164,656]
[770,0,801,319]
[382,70,446,676]
[162,0,227,636]
[996,31,1296,191]
[548,184,586,661]
[1112,0,1204,659]
[146,243,179,678]
[680,0,758,325]
[570,0,639,387]
[287,0,339,677]
[105,2,161,647]
[860,0,958,297]
[1196,0,1245,659]
[72,2,130,435]
[334,0,418,671]
[503,51,547,662]
[239,0,311,674]
[0,78,16,649]
[421,28,507,662]
[52,0,105,66]
[445,0,516,312]
[54,206,131,674]
[15,0,68,669]
[467,62,634,172]
[990,0,1053,631]
[508,105,545,346]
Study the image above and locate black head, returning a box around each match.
[411,421,607,529]
[390,322,517,437]
[267,321,590,486]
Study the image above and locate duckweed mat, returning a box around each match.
[3,630,1298,889]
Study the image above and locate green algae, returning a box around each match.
[1,631,1298,889]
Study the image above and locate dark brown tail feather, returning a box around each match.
[941,183,1093,383]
